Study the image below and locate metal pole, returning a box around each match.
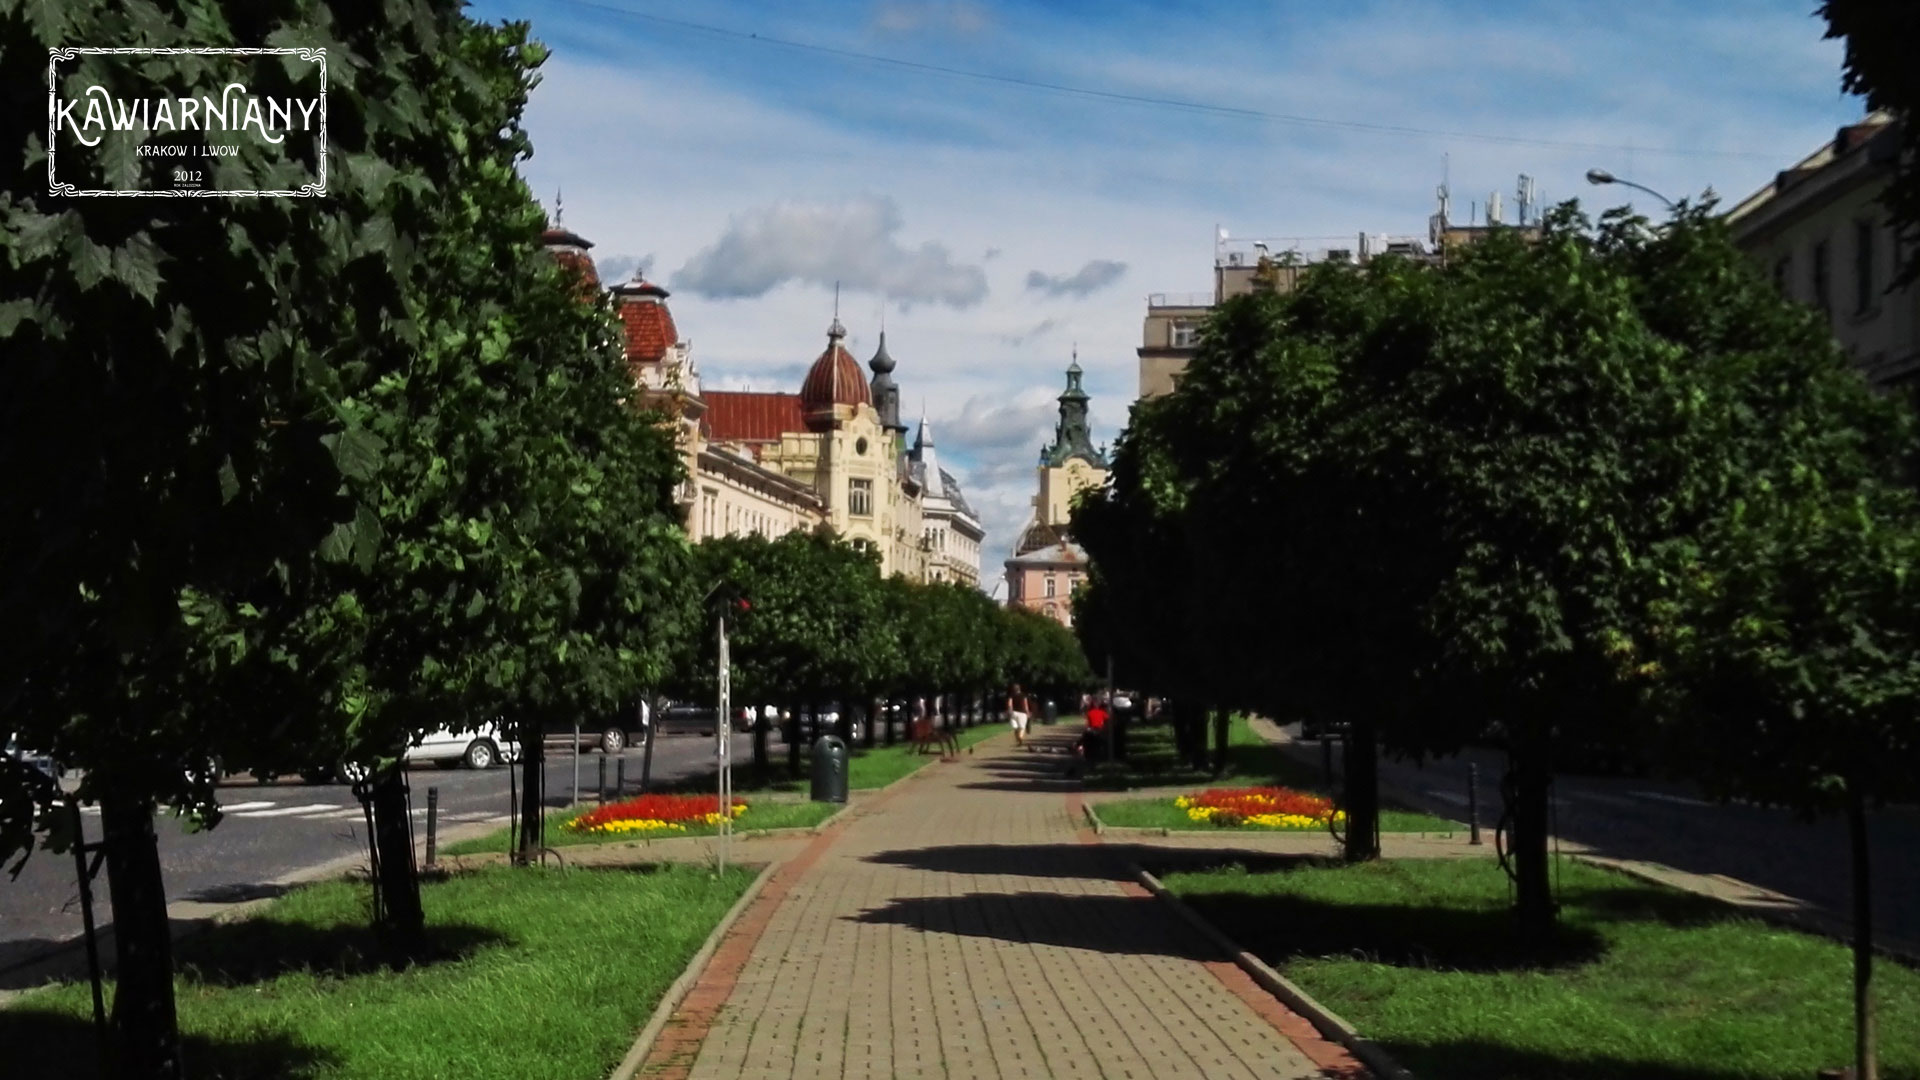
[425,787,439,868]
[68,802,106,1048]
[571,719,581,805]
[616,756,626,798]
[597,755,607,805]
[718,608,732,875]
[1468,762,1482,845]
[639,699,657,793]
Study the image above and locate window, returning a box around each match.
[1855,220,1876,314]
[1772,254,1792,298]
[1045,576,1057,597]
[849,478,873,517]
[1170,319,1199,348]
[1812,239,1831,316]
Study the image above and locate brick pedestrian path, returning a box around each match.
[642,733,1363,1080]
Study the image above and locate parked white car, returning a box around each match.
[405,722,520,770]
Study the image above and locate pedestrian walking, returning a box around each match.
[1007,684,1032,748]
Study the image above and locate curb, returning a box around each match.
[1569,854,1920,967]
[1130,862,1419,1080]
[606,861,778,1080]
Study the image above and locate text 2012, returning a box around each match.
[172,169,203,186]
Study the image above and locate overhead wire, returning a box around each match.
[544,0,1778,161]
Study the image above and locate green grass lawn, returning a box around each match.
[1082,714,1330,792]
[1160,857,1920,1080]
[1094,797,1459,834]
[441,797,842,857]
[0,863,754,1080]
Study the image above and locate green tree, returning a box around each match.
[1,0,489,1069]
[1819,1,1920,283]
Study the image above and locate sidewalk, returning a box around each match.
[638,731,1366,1080]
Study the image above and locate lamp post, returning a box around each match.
[1584,168,1678,212]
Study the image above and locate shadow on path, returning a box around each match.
[849,890,1223,962]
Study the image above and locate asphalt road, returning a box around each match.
[0,731,753,966]
[1286,726,1920,946]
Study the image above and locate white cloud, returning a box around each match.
[671,195,990,309]
[1025,259,1129,298]
[1001,317,1058,346]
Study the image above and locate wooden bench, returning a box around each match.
[909,715,961,758]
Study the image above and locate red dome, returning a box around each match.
[799,342,871,411]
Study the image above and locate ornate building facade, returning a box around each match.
[542,221,982,582]
[1005,358,1108,626]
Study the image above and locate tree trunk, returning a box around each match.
[369,767,424,957]
[1184,702,1208,771]
[786,704,803,778]
[865,697,879,750]
[1210,707,1230,776]
[1342,715,1381,862]
[98,792,182,1079]
[884,697,896,746]
[1849,788,1879,1080]
[752,709,771,783]
[1507,716,1555,942]
[516,721,544,864]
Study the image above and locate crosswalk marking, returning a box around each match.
[1630,790,1714,808]
[68,799,529,825]
[232,803,342,818]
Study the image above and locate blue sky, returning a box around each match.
[465,0,1865,570]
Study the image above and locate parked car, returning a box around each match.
[300,722,519,783]
[786,702,863,743]
[543,700,651,755]
[4,733,57,781]
[406,722,520,770]
[1298,717,1350,741]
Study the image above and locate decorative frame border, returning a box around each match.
[48,47,327,198]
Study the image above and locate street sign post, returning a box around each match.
[717,606,733,874]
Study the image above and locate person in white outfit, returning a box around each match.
[1007,684,1031,747]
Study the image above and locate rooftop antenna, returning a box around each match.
[1517,174,1536,226]
[554,187,563,225]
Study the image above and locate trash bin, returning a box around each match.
[810,735,849,803]
[1043,699,1057,725]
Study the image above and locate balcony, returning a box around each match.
[1147,291,1213,310]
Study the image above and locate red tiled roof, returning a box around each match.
[616,287,677,364]
[799,344,871,410]
[704,391,806,443]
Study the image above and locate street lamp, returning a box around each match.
[1585,168,1678,212]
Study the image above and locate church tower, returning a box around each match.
[1015,352,1109,555]
[868,331,908,451]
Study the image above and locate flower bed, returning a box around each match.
[566,794,747,836]
[1175,786,1345,829]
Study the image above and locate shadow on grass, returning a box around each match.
[0,1008,337,1080]
[173,917,508,986]
[1177,890,1608,971]
[848,891,1222,962]
[1376,1037,1902,1080]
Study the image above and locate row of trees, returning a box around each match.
[2,3,1088,1075]
[665,531,1090,786]
[1072,205,1920,1080]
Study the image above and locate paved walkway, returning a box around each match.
[642,733,1361,1080]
